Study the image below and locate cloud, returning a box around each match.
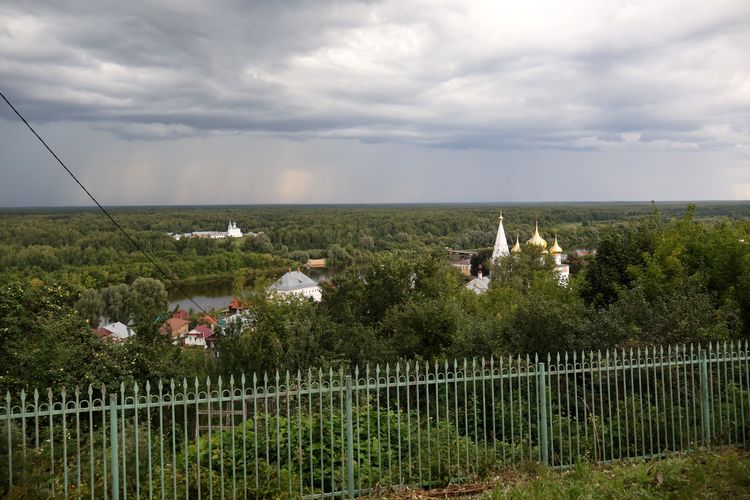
[0,0,748,152]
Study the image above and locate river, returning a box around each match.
[168,268,332,312]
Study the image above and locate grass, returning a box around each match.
[484,450,750,499]
[384,449,750,499]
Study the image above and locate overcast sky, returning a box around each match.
[1,0,749,206]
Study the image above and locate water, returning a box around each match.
[168,268,332,312]
[168,281,236,312]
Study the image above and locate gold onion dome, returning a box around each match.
[526,221,548,248]
[549,236,563,254]
[511,235,522,254]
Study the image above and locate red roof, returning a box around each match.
[195,324,213,338]
[161,317,190,335]
[93,327,110,339]
[171,309,189,321]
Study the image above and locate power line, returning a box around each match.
[0,90,212,317]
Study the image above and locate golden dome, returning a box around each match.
[549,236,563,254]
[526,221,547,248]
[511,235,522,254]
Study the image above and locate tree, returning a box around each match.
[244,233,273,253]
[327,244,353,269]
[359,235,375,250]
[323,250,460,328]
[589,276,733,347]
[128,277,168,332]
[501,273,591,354]
[101,284,131,323]
[75,288,104,327]
[0,281,123,392]
[215,293,338,375]
[581,215,662,308]
[381,297,461,359]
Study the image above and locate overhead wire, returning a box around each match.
[0,90,212,317]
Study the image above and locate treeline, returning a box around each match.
[2,205,749,394]
[2,202,749,289]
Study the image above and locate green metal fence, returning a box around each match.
[2,341,750,498]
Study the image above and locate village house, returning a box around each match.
[94,321,136,343]
[184,324,213,349]
[160,317,190,340]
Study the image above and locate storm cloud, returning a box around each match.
[1,1,749,205]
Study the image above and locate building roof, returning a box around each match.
[93,327,110,339]
[306,258,327,269]
[100,322,135,340]
[549,236,563,254]
[466,275,491,294]
[491,212,510,261]
[195,324,213,337]
[511,235,522,254]
[171,309,189,321]
[269,270,318,292]
[163,317,190,333]
[526,221,548,248]
[187,324,213,337]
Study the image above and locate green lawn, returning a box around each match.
[483,450,750,499]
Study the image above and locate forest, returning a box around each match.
[1,201,750,393]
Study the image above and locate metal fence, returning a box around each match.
[2,341,750,498]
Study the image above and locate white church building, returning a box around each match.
[466,212,570,293]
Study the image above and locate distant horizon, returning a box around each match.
[2,199,748,211]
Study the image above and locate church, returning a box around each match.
[466,212,570,293]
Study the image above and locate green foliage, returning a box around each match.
[501,275,591,354]
[382,297,462,359]
[180,403,494,497]
[2,202,750,394]
[581,214,662,308]
[75,288,104,327]
[129,277,168,329]
[0,282,124,391]
[101,283,131,323]
[243,233,273,253]
[485,451,750,499]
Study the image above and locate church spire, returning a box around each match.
[511,233,522,254]
[526,219,548,248]
[491,211,510,261]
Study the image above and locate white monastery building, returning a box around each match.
[268,269,322,302]
[170,221,245,240]
[226,221,243,238]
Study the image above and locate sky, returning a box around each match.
[1,0,750,206]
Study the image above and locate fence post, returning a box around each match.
[699,348,711,446]
[345,375,355,498]
[109,394,120,500]
[537,363,549,466]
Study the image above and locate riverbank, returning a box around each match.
[167,267,332,311]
